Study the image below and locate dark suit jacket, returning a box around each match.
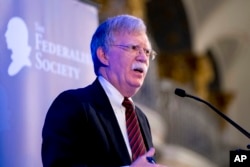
[42,78,154,167]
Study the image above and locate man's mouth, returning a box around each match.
[132,62,147,74]
[133,67,143,73]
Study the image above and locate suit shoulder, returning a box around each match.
[55,79,103,103]
[57,85,93,102]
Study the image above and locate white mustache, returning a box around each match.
[131,62,148,73]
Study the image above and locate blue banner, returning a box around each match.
[0,0,98,166]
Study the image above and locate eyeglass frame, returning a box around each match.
[110,44,157,60]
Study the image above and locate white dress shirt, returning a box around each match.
[98,76,132,160]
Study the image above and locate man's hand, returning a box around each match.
[130,148,168,167]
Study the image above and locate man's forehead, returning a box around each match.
[113,32,150,44]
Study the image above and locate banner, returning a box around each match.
[0,0,98,166]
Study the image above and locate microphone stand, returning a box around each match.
[175,88,250,149]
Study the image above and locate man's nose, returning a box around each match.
[137,50,148,62]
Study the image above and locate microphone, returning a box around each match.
[175,88,186,97]
[174,88,250,140]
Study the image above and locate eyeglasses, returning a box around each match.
[110,44,157,60]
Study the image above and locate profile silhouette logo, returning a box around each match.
[5,17,31,76]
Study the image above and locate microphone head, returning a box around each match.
[175,88,186,97]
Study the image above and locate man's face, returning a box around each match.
[104,32,151,97]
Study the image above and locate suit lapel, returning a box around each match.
[90,79,131,164]
[98,109,131,163]
[135,108,153,150]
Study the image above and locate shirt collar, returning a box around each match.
[98,76,124,108]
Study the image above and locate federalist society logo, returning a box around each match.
[5,17,31,76]
[4,16,91,79]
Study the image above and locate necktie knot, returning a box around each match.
[122,97,134,113]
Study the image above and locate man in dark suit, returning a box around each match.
[42,14,167,167]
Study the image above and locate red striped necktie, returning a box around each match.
[122,97,146,161]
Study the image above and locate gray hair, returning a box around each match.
[90,14,148,76]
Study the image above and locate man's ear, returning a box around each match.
[96,47,109,66]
